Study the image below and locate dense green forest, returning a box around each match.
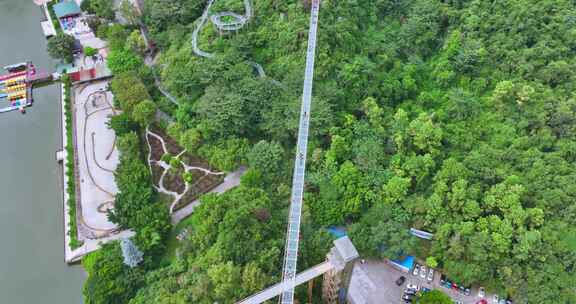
[81,0,576,303]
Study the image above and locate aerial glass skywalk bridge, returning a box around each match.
[279,0,321,303]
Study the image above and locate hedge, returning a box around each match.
[63,76,83,250]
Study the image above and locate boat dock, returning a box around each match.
[0,61,52,114]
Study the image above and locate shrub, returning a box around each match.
[160,153,172,163]
[182,171,194,184]
[84,46,98,57]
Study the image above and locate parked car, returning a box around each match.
[396,276,406,286]
[498,300,506,304]
[465,287,472,296]
[440,275,446,285]
[421,287,431,293]
[493,295,499,303]
[478,287,485,298]
[427,268,434,282]
[406,283,419,291]
[412,264,420,276]
[404,288,417,295]
[459,285,466,294]
[402,293,415,302]
[476,300,488,304]
[420,266,427,279]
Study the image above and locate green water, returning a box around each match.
[0,1,85,303]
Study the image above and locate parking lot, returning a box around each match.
[348,259,497,304]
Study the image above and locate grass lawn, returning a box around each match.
[160,215,195,265]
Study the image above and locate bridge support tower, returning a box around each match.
[322,236,359,304]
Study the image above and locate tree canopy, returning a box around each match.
[47,33,75,63]
[81,0,576,303]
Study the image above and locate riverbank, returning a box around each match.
[0,1,85,301]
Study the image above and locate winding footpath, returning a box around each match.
[152,68,180,105]
[191,0,254,58]
[152,0,282,104]
[192,0,285,85]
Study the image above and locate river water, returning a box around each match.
[0,1,85,303]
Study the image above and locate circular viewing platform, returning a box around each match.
[210,12,248,31]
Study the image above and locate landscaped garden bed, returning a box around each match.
[162,168,187,194]
[145,124,225,212]
[148,134,164,162]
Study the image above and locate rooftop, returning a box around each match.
[53,1,81,19]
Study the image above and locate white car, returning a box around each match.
[412,264,420,276]
[420,265,427,279]
[493,295,499,303]
[478,287,485,298]
[406,283,419,291]
[427,268,434,282]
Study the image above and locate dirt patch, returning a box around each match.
[176,174,224,211]
[163,169,186,194]
[147,134,165,161]
[150,124,183,155]
[151,162,165,186]
[180,153,213,170]
[186,169,205,184]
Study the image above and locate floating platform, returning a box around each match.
[0,61,51,114]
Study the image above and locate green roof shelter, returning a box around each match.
[53,1,81,19]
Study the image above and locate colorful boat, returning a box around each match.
[0,71,26,81]
[1,75,26,84]
[3,62,27,72]
[0,61,36,114]
[4,84,26,92]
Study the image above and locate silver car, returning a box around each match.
[420,265,427,279]
[427,268,434,282]
[412,264,420,276]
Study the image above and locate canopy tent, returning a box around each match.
[389,255,415,273]
[53,1,81,19]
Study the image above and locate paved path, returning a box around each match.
[73,81,119,236]
[171,166,246,224]
[151,67,179,105]
[66,230,134,263]
[62,81,134,263]
[192,0,217,59]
